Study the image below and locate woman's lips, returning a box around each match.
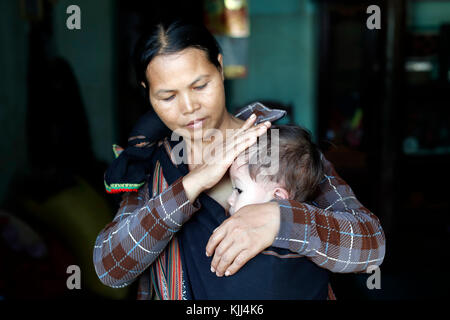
[186,118,206,129]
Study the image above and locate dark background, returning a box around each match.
[0,0,449,300]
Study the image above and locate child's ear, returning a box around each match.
[273,187,290,200]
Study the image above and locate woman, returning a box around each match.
[94,20,385,300]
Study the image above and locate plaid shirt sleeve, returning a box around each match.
[93,177,201,288]
[272,155,386,273]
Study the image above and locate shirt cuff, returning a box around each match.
[153,176,201,229]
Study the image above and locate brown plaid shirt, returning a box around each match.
[93,147,385,298]
[93,105,385,299]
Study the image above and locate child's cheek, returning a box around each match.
[233,197,244,213]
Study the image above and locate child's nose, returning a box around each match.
[227,193,235,207]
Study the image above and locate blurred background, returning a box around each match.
[0,0,449,300]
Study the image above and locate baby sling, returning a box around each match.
[152,137,330,300]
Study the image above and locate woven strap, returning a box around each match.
[149,146,185,300]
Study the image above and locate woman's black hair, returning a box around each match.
[133,19,222,90]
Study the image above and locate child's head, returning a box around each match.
[227,125,323,215]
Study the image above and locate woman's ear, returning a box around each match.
[218,54,224,80]
[273,187,290,200]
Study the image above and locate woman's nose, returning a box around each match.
[180,94,199,114]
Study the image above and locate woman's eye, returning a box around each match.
[194,82,208,90]
[162,95,175,102]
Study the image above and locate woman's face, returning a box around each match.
[144,48,226,141]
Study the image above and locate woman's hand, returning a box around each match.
[183,114,271,203]
[205,201,281,277]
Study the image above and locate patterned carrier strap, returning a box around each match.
[149,143,185,300]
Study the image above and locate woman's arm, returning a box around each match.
[271,155,385,273]
[207,156,385,276]
[93,177,201,288]
[95,114,271,286]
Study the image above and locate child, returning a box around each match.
[178,124,330,299]
[227,124,324,216]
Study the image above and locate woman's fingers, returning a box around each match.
[234,113,268,137]
[207,222,248,277]
[205,225,226,258]
[223,133,257,161]
[197,118,271,186]
[211,231,237,276]
[213,242,247,277]
[206,202,281,277]
[223,249,254,277]
[224,121,271,162]
[241,113,257,130]
[210,237,236,276]
[229,114,256,140]
[226,121,270,153]
[202,117,264,158]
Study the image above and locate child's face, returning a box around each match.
[227,161,280,215]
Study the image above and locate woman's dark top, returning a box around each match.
[155,138,329,300]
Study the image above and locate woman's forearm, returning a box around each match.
[182,169,207,204]
[93,177,201,288]
[272,199,385,273]
[270,155,386,273]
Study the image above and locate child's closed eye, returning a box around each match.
[232,187,242,194]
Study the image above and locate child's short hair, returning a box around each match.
[239,125,323,202]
